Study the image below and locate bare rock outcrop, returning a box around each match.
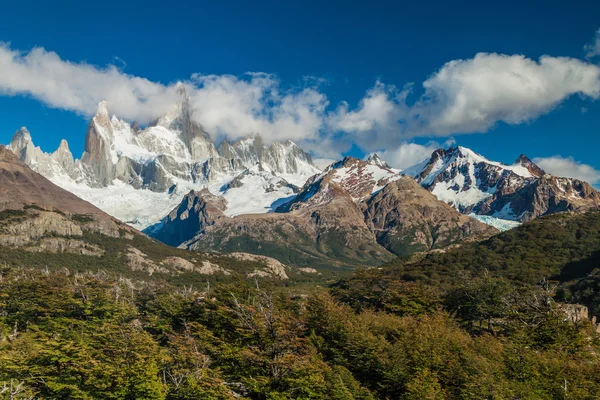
[363,176,497,255]
[230,252,289,280]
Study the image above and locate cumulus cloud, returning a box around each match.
[2,42,600,159]
[412,53,600,135]
[584,28,600,59]
[327,53,600,151]
[328,82,409,151]
[533,156,600,184]
[312,158,338,170]
[188,73,328,144]
[371,141,442,170]
[0,43,328,147]
[0,43,179,122]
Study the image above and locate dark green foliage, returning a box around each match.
[330,267,442,315]
[2,211,600,398]
[70,214,95,223]
[342,211,600,316]
[1,264,600,399]
[380,211,600,286]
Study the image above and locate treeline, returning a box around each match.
[1,266,599,399]
[370,211,600,315]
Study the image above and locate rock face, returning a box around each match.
[229,253,289,280]
[181,157,497,269]
[216,135,316,181]
[9,95,320,230]
[0,144,129,255]
[366,153,391,169]
[362,176,495,255]
[484,174,600,222]
[9,127,83,184]
[407,146,600,222]
[81,101,115,186]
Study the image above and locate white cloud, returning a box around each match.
[2,42,600,161]
[328,82,409,151]
[584,28,600,59]
[533,156,600,184]
[413,53,600,135]
[188,73,328,144]
[327,53,600,151]
[312,158,337,170]
[372,141,441,170]
[0,43,180,123]
[0,43,328,146]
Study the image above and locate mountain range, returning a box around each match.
[7,94,600,268]
[0,145,301,281]
[406,146,600,222]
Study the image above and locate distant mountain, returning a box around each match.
[8,89,320,230]
[0,145,300,282]
[406,146,600,222]
[9,90,599,269]
[175,157,496,269]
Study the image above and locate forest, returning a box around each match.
[2,212,600,399]
[1,262,599,399]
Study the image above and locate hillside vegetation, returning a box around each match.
[333,211,600,313]
[1,266,599,399]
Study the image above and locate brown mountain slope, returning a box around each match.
[184,181,395,270]
[0,146,109,216]
[0,145,293,282]
[182,158,497,269]
[363,176,495,255]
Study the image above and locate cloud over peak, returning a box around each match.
[533,156,600,185]
[0,43,180,122]
[1,43,600,159]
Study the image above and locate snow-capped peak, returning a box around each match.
[366,153,391,168]
[9,100,323,231]
[405,145,547,219]
[305,156,401,202]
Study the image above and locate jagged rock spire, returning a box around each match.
[156,85,217,161]
[81,100,115,186]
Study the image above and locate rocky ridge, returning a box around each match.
[406,146,600,222]
[0,145,293,281]
[172,157,497,269]
[8,91,320,230]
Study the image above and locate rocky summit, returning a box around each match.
[405,146,600,223]
[8,91,320,230]
[176,157,497,269]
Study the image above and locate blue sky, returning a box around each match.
[1,0,600,182]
